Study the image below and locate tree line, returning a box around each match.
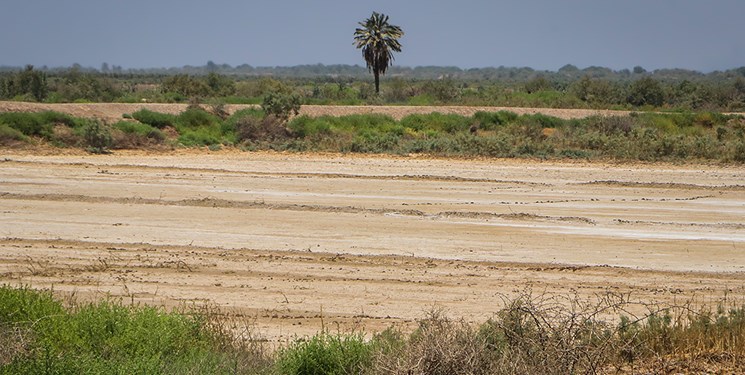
[1,64,744,111]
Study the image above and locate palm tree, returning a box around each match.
[353,12,404,94]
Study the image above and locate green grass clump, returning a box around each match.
[473,111,518,130]
[0,123,29,144]
[288,114,400,141]
[221,107,264,135]
[130,109,176,129]
[0,111,82,138]
[112,121,164,139]
[400,113,472,133]
[175,108,221,130]
[174,108,231,146]
[275,333,373,375]
[0,285,248,375]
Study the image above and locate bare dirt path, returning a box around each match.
[0,101,630,123]
[1,150,744,341]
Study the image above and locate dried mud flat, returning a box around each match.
[1,150,744,341]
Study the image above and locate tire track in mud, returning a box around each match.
[3,236,744,343]
[0,192,601,225]
[0,159,548,186]
[612,219,745,230]
[579,180,745,191]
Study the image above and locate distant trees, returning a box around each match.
[627,77,664,107]
[2,61,745,111]
[162,73,235,99]
[571,76,622,105]
[0,65,47,102]
[354,12,404,94]
[53,67,120,102]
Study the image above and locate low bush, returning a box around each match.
[113,120,161,137]
[373,293,745,375]
[236,115,291,143]
[81,119,112,154]
[0,123,28,145]
[111,121,165,148]
[399,113,471,133]
[276,333,373,375]
[178,127,224,147]
[0,286,263,375]
[0,112,52,138]
[261,91,301,121]
[130,109,176,129]
[473,111,518,130]
[175,108,221,130]
[221,108,263,135]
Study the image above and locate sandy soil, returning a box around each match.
[1,150,744,341]
[0,101,630,123]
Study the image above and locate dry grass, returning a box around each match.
[370,291,745,375]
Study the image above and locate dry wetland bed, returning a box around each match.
[1,143,744,343]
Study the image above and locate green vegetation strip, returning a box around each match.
[2,108,745,163]
[1,285,743,374]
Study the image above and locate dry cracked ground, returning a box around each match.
[1,149,744,341]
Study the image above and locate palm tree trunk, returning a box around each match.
[374,70,380,94]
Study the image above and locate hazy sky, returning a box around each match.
[1,0,743,72]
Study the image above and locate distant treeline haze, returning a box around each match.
[1,63,744,111]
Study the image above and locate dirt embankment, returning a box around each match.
[0,101,630,123]
[1,152,744,341]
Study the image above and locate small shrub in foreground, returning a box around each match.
[0,285,263,375]
[276,333,373,375]
[81,119,112,154]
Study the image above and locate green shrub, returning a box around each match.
[222,107,264,134]
[0,123,29,144]
[235,115,290,143]
[112,121,163,139]
[733,141,745,162]
[473,111,518,130]
[36,111,83,128]
[400,113,471,133]
[0,111,83,139]
[0,286,64,325]
[261,91,301,121]
[0,112,51,137]
[175,108,221,130]
[516,113,565,129]
[130,109,176,128]
[82,120,112,154]
[627,77,665,107]
[111,121,165,148]
[0,286,253,375]
[288,115,333,138]
[407,94,436,106]
[276,333,373,375]
[178,127,223,147]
